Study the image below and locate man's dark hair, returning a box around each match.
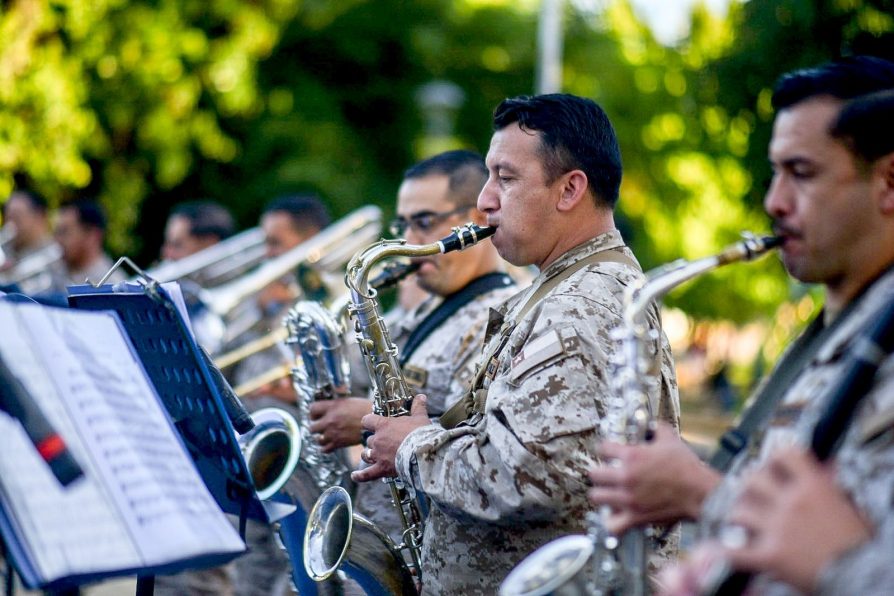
[831,89,894,165]
[262,194,331,234]
[492,93,622,209]
[403,150,488,208]
[3,190,48,218]
[772,55,894,111]
[61,199,107,232]
[170,200,235,241]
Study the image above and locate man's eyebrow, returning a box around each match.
[490,160,519,174]
[770,156,811,169]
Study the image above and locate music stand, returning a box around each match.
[67,271,270,527]
[65,261,290,595]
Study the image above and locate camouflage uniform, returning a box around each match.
[395,231,680,594]
[356,276,519,546]
[700,268,894,596]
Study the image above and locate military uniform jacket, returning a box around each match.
[395,231,680,594]
[355,278,519,544]
[700,267,894,596]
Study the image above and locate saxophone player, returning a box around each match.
[587,58,894,596]
[308,149,519,546]
[353,94,680,593]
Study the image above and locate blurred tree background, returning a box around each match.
[2,0,893,406]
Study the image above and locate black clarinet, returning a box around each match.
[711,294,894,595]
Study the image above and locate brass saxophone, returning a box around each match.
[499,233,782,596]
[303,223,495,594]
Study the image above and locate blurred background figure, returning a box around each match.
[52,200,125,289]
[158,201,238,353]
[161,200,236,262]
[0,190,65,295]
[226,194,330,596]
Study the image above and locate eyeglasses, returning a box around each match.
[388,206,469,237]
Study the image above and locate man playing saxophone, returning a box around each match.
[587,57,894,596]
[307,149,518,546]
[353,94,680,594]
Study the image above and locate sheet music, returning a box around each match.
[0,301,243,585]
[0,303,139,581]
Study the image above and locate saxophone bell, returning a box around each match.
[237,408,302,500]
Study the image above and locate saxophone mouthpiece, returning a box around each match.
[438,223,495,254]
[718,233,784,265]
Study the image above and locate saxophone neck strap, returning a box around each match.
[709,297,863,471]
[399,272,515,367]
[440,246,639,430]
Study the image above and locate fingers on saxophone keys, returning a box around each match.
[361,447,374,464]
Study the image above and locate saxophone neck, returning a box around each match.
[346,223,495,297]
[625,233,781,325]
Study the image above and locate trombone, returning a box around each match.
[218,259,421,396]
[143,226,266,288]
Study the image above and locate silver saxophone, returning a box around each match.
[500,233,782,596]
[285,300,354,492]
[303,223,496,595]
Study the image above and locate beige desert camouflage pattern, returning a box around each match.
[395,231,680,594]
[700,268,894,596]
[356,277,520,545]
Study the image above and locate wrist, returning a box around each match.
[686,465,722,519]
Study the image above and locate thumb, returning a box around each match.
[411,393,429,417]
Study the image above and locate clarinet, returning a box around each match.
[708,295,894,596]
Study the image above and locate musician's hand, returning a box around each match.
[721,448,871,593]
[587,422,721,534]
[308,397,372,452]
[351,394,430,483]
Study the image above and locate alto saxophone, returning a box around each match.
[303,223,495,593]
[500,233,782,596]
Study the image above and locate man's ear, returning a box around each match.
[876,153,894,215]
[556,170,590,213]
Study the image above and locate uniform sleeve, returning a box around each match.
[817,515,894,596]
[817,366,894,596]
[396,292,618,526]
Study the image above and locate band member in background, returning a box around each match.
[229,194,331,408]
[52,199,125,289]
[0,190,65,295]
[161,200,236,262]
[585,58,894,595]
[228,193,329,596]
[1,190,55,268]
[307,149,518,544]
[353,94,680,593]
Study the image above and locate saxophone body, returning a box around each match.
[303,223,495,594]
[500,234,782,596]
[285,300,353,492]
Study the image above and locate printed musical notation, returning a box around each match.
[0,301,244,588]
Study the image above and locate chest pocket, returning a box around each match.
[495,325,597,445]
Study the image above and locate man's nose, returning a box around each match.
[478,178,497,213]
[764,175,791,219]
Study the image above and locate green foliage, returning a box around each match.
[1,0,891,326]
